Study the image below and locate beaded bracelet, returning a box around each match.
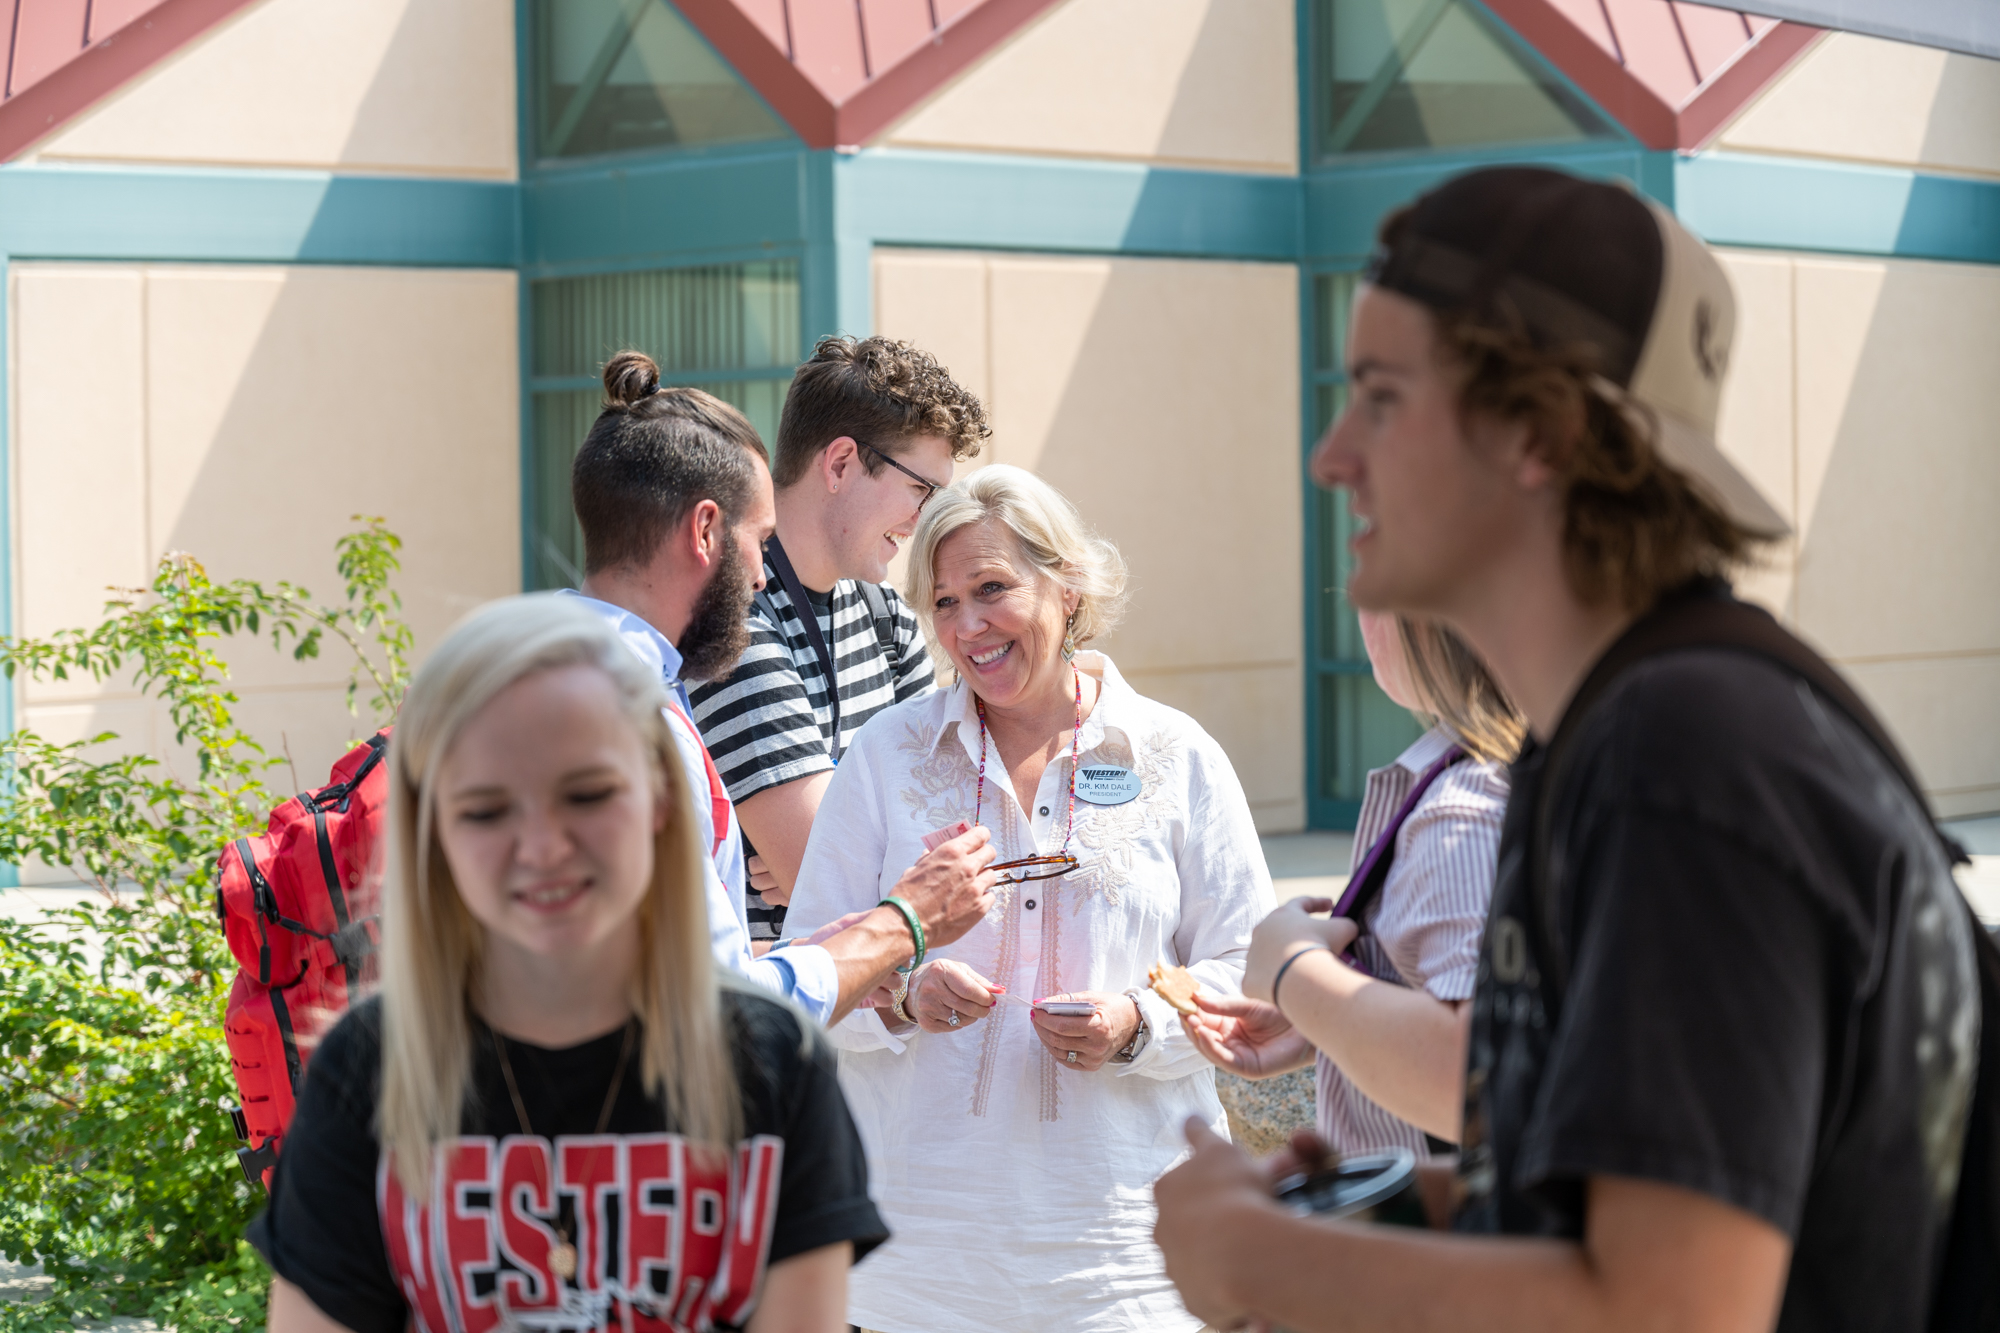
[1270,945,1333,1016]
[879,895,926,974]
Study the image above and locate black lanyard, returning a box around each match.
[763,536,845,762]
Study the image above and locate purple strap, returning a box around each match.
[1331,744,1467,924]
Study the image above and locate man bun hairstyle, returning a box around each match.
[602,348,664,405]
[772,335,990,488]
[572,350,769,575]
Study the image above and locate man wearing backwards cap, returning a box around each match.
[1154,166,1981,1330]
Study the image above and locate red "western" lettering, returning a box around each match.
[494,1137,561,1314]
[377,1154,454,1333]
[440,1139,501,1333]
[558,1135,623,1294]
[374,1132,785,1332]
[710,1136,785,1326]
[623,1134,681,1327]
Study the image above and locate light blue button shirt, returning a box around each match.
[559,591,839,1022]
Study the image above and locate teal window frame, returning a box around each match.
[1304,0,1620,167]
[526,0,797,168]
[1301,266,1426,828]
[522,257,804,591]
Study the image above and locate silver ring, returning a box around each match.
[948,1010,961,1027]
[1066,1050,1078,1064]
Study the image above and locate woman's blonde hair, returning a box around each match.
[377,595,741,1195]
[1395,617,1524,764]
[905,465,1128,661]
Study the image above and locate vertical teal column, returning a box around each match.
[802,150,874,342]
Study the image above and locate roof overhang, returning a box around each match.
[0,0,264,163]
[1734,1,1999,59]
[1484,1,1823,152]
[675,0,1066,151]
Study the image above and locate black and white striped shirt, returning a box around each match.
[689,564,935,936]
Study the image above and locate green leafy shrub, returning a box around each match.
[0,520,409,1330]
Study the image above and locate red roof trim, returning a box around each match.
[836,0,1061,148]
[1484,0,1820,151]
[0,0,264,163]
[1675,20,1821,150]
[675,0,836,145]
[674,0,1063,151]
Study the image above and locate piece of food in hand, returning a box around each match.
[1148,962,1202,1015]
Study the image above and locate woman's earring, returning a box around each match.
[1062,613,1077,661]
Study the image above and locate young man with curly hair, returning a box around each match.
[691,335,991,944]
[1153,167,1983,1331]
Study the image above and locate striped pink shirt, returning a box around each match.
[1316,727,1508,1158]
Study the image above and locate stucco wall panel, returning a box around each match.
[1713,251,1798,621]
[871,252,994,414]
[1843,656,2000,819]
[1717,32,2000,179]
[881,0,1297,174]
[874,247,1305,831]
[12,266,152,680]
[1792,255,2000,662]
[28,0,516,176]
[1710,247,2000,814]
[9,262,520,845]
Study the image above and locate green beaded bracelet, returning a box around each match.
[880,895,926,974]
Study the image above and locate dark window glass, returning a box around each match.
[1311,0,1616,160]
[527,261,799,591]
[534,0,790,161]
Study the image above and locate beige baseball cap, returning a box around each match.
[1363,166,1790,540]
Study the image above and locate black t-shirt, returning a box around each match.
[1456,646,1980,1330]
[249,990,887,1333]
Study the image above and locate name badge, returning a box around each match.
[1075,765,1141,806]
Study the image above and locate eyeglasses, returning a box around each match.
[988,853,1080,885]
[855,439,943,510]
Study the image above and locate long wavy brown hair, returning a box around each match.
[1433,307,1760,612]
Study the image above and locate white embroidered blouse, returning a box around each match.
[782,651,1274,1333]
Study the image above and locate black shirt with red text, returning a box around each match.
[249,991,885,1332]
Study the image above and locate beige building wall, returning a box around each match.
[24,0,516,177]
[874,248,1306,831]
[1713,249,2000,816]
[10,262,520,882]
[1717,31,2000,179]
[878,0,1297,175]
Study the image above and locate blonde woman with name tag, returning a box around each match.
[781,465,1273,1333]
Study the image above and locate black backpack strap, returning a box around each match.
[857,579,902,679]
[1529,580,1968,994]
[1335,746,1469,933]
[1528,579,1998,1329]
[765,536,844,760]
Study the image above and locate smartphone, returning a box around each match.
[1033,1000,1099,1017]
[1273,1149,1426,1227]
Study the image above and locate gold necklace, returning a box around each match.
[489,1018,636,1282]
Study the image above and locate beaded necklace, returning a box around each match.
[974,667,1083,856]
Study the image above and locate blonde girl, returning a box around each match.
[250,595,885,1333]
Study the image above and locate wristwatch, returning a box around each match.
[1113,990,1150,1064]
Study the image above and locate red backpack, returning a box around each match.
[216,730,390,1188]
